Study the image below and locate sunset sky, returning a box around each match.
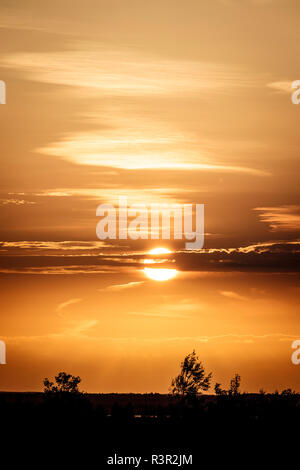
[0,0,300,393]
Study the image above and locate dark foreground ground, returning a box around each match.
[1,392,299,467]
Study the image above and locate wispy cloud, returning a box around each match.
[0,240,108,249]
[128,311,188,319]
[3,332,299,345]
[34,119,269,175]
[0,44,268,176]
[219,290,248,301]
[0,198,36,206]
[65,319,98,336]
[254,205,300,231]
[0,240,111,255]
[199,239,300,254]
[0,266,123,275]
[0,45,260,97]
[128,300,203,319]
[56,298,83,312]
[267,81,293,93]
[30,187,185,205]
[100,281,144,292]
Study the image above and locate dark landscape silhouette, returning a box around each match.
[1,351,299,467]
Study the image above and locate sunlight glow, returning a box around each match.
[144,267,177,282]
[143,247,172,265]
[148,248,171,255]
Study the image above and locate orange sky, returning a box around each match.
[0,0,300,392]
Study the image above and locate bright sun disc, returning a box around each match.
[143,247,172,265]
[144,267,177,281]
[148,248,171,255]
[143,247,176,281]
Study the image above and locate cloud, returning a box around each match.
[0,240,106,249]
[4,332,299,345]
[0,266,123,275]
[56,298,83,312]
[100,281,144,292]
[65,319,98,335]
[174,240,300,273]
[128,300,203,319]
[34,120,269,175]
[195,239,300,254]
[267,81,293,93]
[219,290,248,301]
[128,311,188,319]
[0,240,111,255]
[0,44,268,176]
[1,239,300,274]
[31,187,184,205]
[0,198,36,206]
[0,45,259,97]
[254,206,300,231]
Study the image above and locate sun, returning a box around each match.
[144,267,177,281]
[148,248,171,255]
[143,247,177,281]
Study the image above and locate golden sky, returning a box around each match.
[0,0,300,392]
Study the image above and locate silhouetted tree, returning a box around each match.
[170,350,212,397]
[215,374,241,396]
[229,374,241,396]
[214,382,226,396]
[281,388,296,396]
[42,372,91,418]
[43,372,82,395]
